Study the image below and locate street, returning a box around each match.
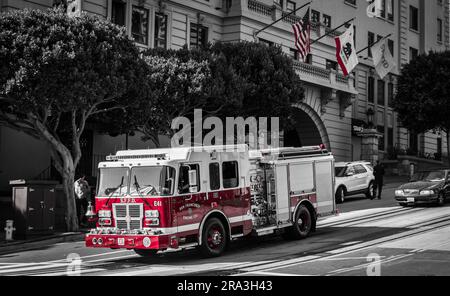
[1,185,449,276]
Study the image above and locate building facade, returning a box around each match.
[1,0,449,192]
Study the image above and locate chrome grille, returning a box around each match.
[113,203,143,230]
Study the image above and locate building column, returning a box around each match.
[358,128,383,165]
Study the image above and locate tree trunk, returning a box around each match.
[446,130,450,167]
[62,166,79,232]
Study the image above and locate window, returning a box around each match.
[368,31,375,57]
[388,39,394,56]
[345,0,356,5]
[326,59,337,70]
[354,165,368,174]
[368,76,375,103]
[111,0,126,26]
[311,10,320,23]
[222,161,239,188]
[387,0,394,21]
[323,14,331,28]
[409,131,418,154]
[388,82,394,107]
[209,163,220,190]
[190,23,208,49]
[132,6,149,45]
[259,38,274,47]
[437,137,442,158]
[377,79,385,106]
[437,18,443,42]
[409,47,418,61]
[290,49,311,63]
[378,125,385,151]
[409,5,419,31]
[388,127,394,147]
[154,13,168,49]
[178,164,200,194]
[286,0,296,12]
[380,0,386,18]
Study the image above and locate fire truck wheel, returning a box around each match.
[199,218,227,257]
[335,186,345,204]
[133,249,158,257]
[283,205,312,240]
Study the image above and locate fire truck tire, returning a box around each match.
[199,218,227,257]
[283,205,312,240]
[133,249,158,257]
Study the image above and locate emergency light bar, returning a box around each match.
[106,153,167,161]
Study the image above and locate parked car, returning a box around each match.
[334,161,375,204]
[395,169,450,207]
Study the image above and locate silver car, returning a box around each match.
[334,162,375,204]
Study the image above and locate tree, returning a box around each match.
[0,8,149,231]
[393,51,450,164]
[118,42,304,146]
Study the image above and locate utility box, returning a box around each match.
[10,180,58,239]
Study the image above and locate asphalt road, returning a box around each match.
[1,186,450,276]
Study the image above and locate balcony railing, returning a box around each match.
[248,0,272,17]
[292,60,330,80]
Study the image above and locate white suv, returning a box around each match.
[334,161,375,204]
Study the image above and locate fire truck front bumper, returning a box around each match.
[85,231,172,250]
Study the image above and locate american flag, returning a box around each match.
[292,8,311,62]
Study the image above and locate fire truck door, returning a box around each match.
[275,165,290,223]
[174,164,205,233]
[315,160,335,214]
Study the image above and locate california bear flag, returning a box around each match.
[335,25,358,76]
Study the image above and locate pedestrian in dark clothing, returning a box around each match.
[372,161,385,200]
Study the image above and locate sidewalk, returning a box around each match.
[0,230,88,256]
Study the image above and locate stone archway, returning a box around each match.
[284,103,331,151]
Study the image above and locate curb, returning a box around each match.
[0,232,86,256]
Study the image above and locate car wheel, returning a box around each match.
[365,181,374,199]
[335,187,345,204]
[436,194,445,206]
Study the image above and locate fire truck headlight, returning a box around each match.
[98,210,111,218]
[144,218,159,226]
[145,210,159,218]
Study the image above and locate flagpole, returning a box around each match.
[356,33,392,55]
[254,1,312,38]
[309,17,355,46]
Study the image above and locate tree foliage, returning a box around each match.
[113,42,305,144]
[393,50,450,162]
[0,8,149,230]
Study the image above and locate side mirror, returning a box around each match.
[188,170,198,193]
[346,172,354,177]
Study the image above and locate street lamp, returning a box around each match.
[366,108,375,128]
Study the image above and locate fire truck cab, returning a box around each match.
[85,144,336,257]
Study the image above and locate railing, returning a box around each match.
[292,60,331,80]
[281,11,302,24]
[248,0,272,17]
[325,26,342,37]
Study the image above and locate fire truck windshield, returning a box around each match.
[98,166,176,197]
[97,167,129,197]
[130,166,175,196]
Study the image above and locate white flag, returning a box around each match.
[372,38,396,79]
[335,25,359,76]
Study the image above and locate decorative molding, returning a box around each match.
[339,92,356,118]
[320,88,336,115]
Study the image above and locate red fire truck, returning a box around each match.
[85,145,336,257]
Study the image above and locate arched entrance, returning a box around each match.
[284,103,330,150]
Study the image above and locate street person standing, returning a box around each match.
[372,161,385,200]
[74,175,91,227]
